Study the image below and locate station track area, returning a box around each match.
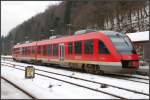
[1,59,149,99]
[103,73,149,84]
[2,59,149,84]
[1,77,35,99]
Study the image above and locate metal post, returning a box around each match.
[1,41,4,54]
[50,30,54,37]
[67,24,71,35]
[25,36,28,42]
[10,41,14,55]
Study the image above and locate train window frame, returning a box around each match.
[109,35,134,54]
[26,47,29,55]
[43,45,47,56]
[32,47,34,54]
[68,42,73,54]
[15,48,17,54]
[53,44,58,56]
[25,47,27,55]
[29,47,31,55]
[27,47,30,55]
[23,47,24,55]
[37,46,41,55]
[24,47,26,55]
[98,40,110,54]
[84,39,93,54]
[21,48,23,55]
[75,41,82,54]
[48,44,52,56]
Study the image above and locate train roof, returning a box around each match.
[13,41,37,48]
[13,30,120,48]
[99,30,126,36]
[36,31,105,45]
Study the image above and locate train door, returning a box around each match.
[59,44,64,61]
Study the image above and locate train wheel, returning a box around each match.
[83,64,104,74]
[94,65,104,75]
[94,65,100,74]
[98,70,104,75]
[36,60,42,65]
[81,64,85,72]
[84,64,94,74]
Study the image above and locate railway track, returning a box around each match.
[2,57,149,79]
[2,60,149,84]
[103,73,149,84]
[1,57,13,61]
[1,62,149,99]
[1,63,125,99]
[1,76,36,99]
[105,73,149,80]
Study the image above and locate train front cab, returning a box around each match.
[100,31,139,74]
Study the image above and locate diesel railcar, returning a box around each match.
[12,30,139,74]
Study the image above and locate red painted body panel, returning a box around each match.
[12,31,139,69]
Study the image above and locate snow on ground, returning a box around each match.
[1,79,31,99]
[2,60,149,94]
[139,65,149,69]
[1,65,116,99]
[7,64,148,99]
[136,65,149,75]
[1,60,149,99]
[123,72,149,79]
[1,55,12,58]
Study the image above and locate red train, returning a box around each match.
[12,30,139,74]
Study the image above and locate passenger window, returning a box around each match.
[84,40,93,54]
[37,46,41,54]
[25,47,27,55]
[48,45,52,56]
[24,48,26,55]
[23,48,25,55]
[32,47,34,54]
[99,40,109,54]
[22,48,24,55]
[68,42,73,54]
[43,45,47,55]
[28,47,30,55]
[53,44,58,56]
[75,41,82,54]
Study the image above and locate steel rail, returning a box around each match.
[1,76,37,99]
[103,73,149,80]
[2,62,149,97]
[2,58,149,79]
[2,63,127,99]
[2,62,149,96]
[2,61,149,84]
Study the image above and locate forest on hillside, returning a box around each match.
[1,0,149,54]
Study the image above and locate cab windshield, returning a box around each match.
[103,31,134,54]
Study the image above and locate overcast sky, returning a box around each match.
[1,1,61,37]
